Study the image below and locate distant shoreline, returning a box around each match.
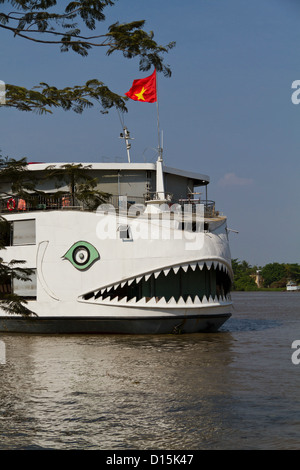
[232,288,298,292]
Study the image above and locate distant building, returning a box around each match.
[255,270,263,288]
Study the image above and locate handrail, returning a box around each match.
[143,191,173,202]
[0,194,219,218]
[0,194,85,213]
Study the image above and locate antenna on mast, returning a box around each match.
[119,126,134,163]
[117,110,134,163]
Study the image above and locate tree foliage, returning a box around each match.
[261,263,286,288]
[0,156,39,315]
[0,1,175,114]
[231,259,258,291]
[5,80,127,114]
[261,262,300,288]
[0,251,34,316]
[45,162,111,209]
[232,259,300,290]
[0,155,40,198]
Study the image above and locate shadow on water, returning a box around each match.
[220,317,283,332]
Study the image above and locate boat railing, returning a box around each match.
[177,198,217,218]
[0,193,148,213]
[143,192,218,217]
[0,193,219,218]
[143,191,173,202]
[0,194,85,213]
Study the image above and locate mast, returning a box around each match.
[119,126,134,163]
[155,96,166,201]
[156,128,166,201]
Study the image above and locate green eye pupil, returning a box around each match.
[63,241,100,270]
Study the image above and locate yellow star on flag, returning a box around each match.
[125,70,157,103]
[135,87,146,101]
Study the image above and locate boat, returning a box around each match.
[286,280,300,291]
[0,129,233,334]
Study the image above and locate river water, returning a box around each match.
[0,291,299,450]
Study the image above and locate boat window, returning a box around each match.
[118,224,131,240]
[13,269,37,299]
[178,221,202,232]
[0,275,12,295]
[12,219,36,245]
[0,219,12,246]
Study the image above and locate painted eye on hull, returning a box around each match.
[63,241,100,270]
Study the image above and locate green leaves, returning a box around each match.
[260,262,297,288]
[0,155,39,198]
[231,259,258,291]
[44,163,111,209]
[232,259,300,290]
[0,1,174,67]
[0,1,175,113]
[107,21,175,77]
[65,1,115,29]
[5,80,127,114]
[0,255,35,316]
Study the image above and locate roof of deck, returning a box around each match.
[27,162,210,186]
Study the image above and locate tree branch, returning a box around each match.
[3,80,128,114]
[0,2,175,70]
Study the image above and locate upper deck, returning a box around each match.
[0,161,220,218]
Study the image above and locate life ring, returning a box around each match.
[7,198,16,211]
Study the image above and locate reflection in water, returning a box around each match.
[0,292,300,450]
[1,333,237,449]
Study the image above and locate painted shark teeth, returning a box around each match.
[81,294,230,306]
[81,260,232,307]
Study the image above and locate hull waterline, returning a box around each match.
[0,313,231,334]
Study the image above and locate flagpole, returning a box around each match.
[155,72,165,201]
[124,69,165,201]
[156,80,163,162]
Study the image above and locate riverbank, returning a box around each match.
[233,287,286,292]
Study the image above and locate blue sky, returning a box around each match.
[0,0,299,266]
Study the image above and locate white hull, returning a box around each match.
[0,206,233,334]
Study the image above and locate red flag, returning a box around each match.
[125,70,157,103]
